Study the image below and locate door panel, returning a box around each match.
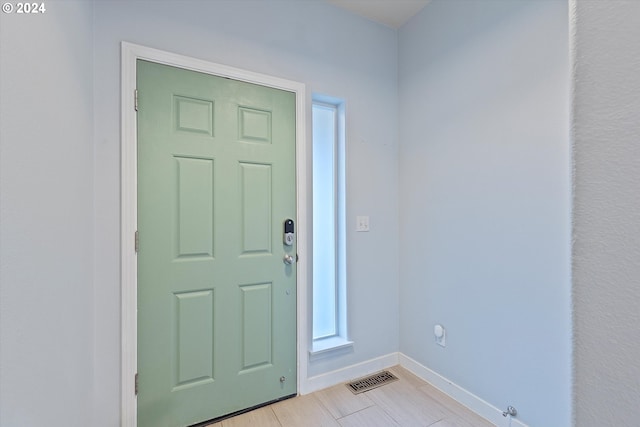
[173,289,214,389]
[175,156,214,259]
[137,60,296,427]
[240,162,272,254]
[240,282,272,370]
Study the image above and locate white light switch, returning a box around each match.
[356,216,370,232]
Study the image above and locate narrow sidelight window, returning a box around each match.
[312,97,347,349]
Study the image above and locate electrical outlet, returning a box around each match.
[356,216,370,232]
[434,324,446,347]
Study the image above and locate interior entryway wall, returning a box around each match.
[571,1,640,425]
[96,2,400,425]
[398,2,572,425]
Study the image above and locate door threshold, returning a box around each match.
[189,394,297,427]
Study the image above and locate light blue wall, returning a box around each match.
[0,1,95,425]
[93,1,400,424]
[0,2,399,425]
[398,1,572,426]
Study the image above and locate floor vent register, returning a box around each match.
[346,370,399,394]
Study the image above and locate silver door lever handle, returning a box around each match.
[283,254,295,265]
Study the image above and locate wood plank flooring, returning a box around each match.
[205,366,495,427]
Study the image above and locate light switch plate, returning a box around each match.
[356,216,370,232]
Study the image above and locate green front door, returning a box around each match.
[136,60,297,427]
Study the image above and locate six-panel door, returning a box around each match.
[136,60,297,427]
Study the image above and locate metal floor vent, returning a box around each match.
[346,370,399,394]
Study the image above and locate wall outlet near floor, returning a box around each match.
[434,324,446,347]
[356,216,370,232]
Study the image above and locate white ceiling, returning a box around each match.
[326,0,431,29]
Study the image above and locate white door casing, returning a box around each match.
[120,42,310,427]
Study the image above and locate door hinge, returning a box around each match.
[134,89,139,111]
[135,230,139,253]
[135,373,139,395]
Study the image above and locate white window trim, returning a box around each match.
[120,42,310,426]
[309,336,354,361]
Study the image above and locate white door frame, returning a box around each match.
[120,42,310,427]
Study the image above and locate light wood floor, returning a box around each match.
[205,366,495,427]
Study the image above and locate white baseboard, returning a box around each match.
[398,353,529,427]
[300,352,528,427]
[301,352,399,395]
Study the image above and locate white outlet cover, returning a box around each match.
[356,216,370,232]
[435,324,446,347]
